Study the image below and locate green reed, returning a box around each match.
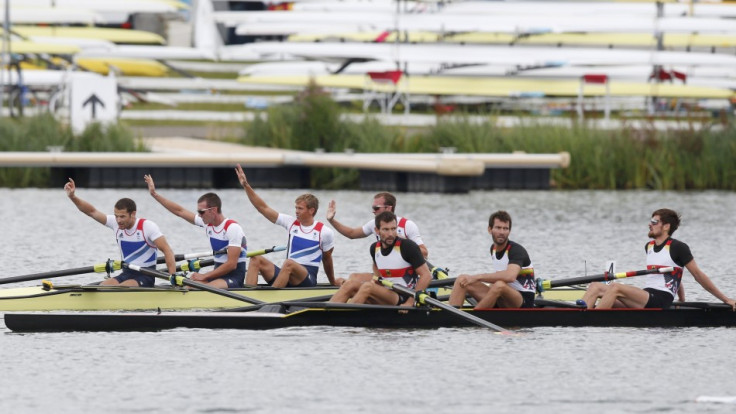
[0,114,144,187]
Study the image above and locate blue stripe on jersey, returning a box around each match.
[120,240,154,265]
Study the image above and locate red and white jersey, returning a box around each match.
[645,239,685,297]
[362,216,424,246]
[371,239,422,289]
[105,216,162,267]
[194,216,247,264]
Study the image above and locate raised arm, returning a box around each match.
[235,164,279,223]
[326,200,369,239]
[144,174,196,224]
[64,178,107,225]
[686,259,736,310]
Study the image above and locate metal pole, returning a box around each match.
[0,0,9,119]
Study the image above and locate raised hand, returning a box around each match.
[64,178,76,198]
[326,200,337,220]
[144,174,157,196]
[235,164,249,188]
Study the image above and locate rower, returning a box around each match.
[235,164,336,288]
[579,208,736,310]
[447,210,537,309]
[144,175,248,289]
[327,192,428,302]
[64,178,176,287]
[337,211,432,306]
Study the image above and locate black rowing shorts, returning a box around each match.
[644,288,675,309]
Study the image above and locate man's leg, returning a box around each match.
[596,283,650,309]
[351,282,401,305]
[271,259,309,288]
[329,273,375,302]
[245,256,275,285]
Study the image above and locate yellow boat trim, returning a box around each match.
[238,74,735,99]
[10,26,166,45]
[74,57,169,77]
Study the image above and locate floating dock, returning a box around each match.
[0,138,569,193]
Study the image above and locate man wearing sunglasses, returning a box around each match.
[579,208,736,310]
[327,192,428,302]
[144,175,248,288]
[64,178,177,287]
[235,164,336,288]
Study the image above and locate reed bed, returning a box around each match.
[241,85,736,190]
[0,114,144,187]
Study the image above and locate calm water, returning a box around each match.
[1,188,735,413]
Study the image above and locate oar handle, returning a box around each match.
[537,266,676,292]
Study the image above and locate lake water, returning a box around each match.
[1,188,735,413]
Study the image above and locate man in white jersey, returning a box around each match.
[235,164,336,287]
[327,192,427,296]
[144,175,248,288]
[347,211,432,306]
[64,178,176,287]
[448,210,536,309]
[579,208,736,310]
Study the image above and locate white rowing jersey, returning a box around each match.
[194,216,247,264]
[362,216,424,246]
[277,214,334,268]
[645,238,690,298]
[105,216,162,267]
[491,241,535,293]
[371,238,424,289]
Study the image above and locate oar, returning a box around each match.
[174,246,286,273]
[124,263,265,305]
[0,261,124,286]
[536,266,675,292]
[375,276,512,333]
[0,246,285,287]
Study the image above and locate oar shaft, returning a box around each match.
[377,277,511,333]
[538,266,675,291]
[0,261,122,285]
[125,263,264,305]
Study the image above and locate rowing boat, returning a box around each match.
[0,282,585,311]
[5,301,734,332]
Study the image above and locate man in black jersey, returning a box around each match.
[329,211,432,307]
[580,208,736,310]
[448,210,536,309]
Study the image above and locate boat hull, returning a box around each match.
[5,303,735,332]
[0,284,585,311]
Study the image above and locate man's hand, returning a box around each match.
[64,178,76,198]
[235,164,249,188]
[326,200,337,221]
[144,174,157,197]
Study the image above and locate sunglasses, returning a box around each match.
[197,206,216,215]
[649,218,660,225]
[372,205,387,212]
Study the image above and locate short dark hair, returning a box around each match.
[652,208,681,235]
[114,198,136,213]
[375,211,397,229]
[489,210,512,230]
[374,192,396,211]
[296,193,319,214]
[198,193,222,214]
